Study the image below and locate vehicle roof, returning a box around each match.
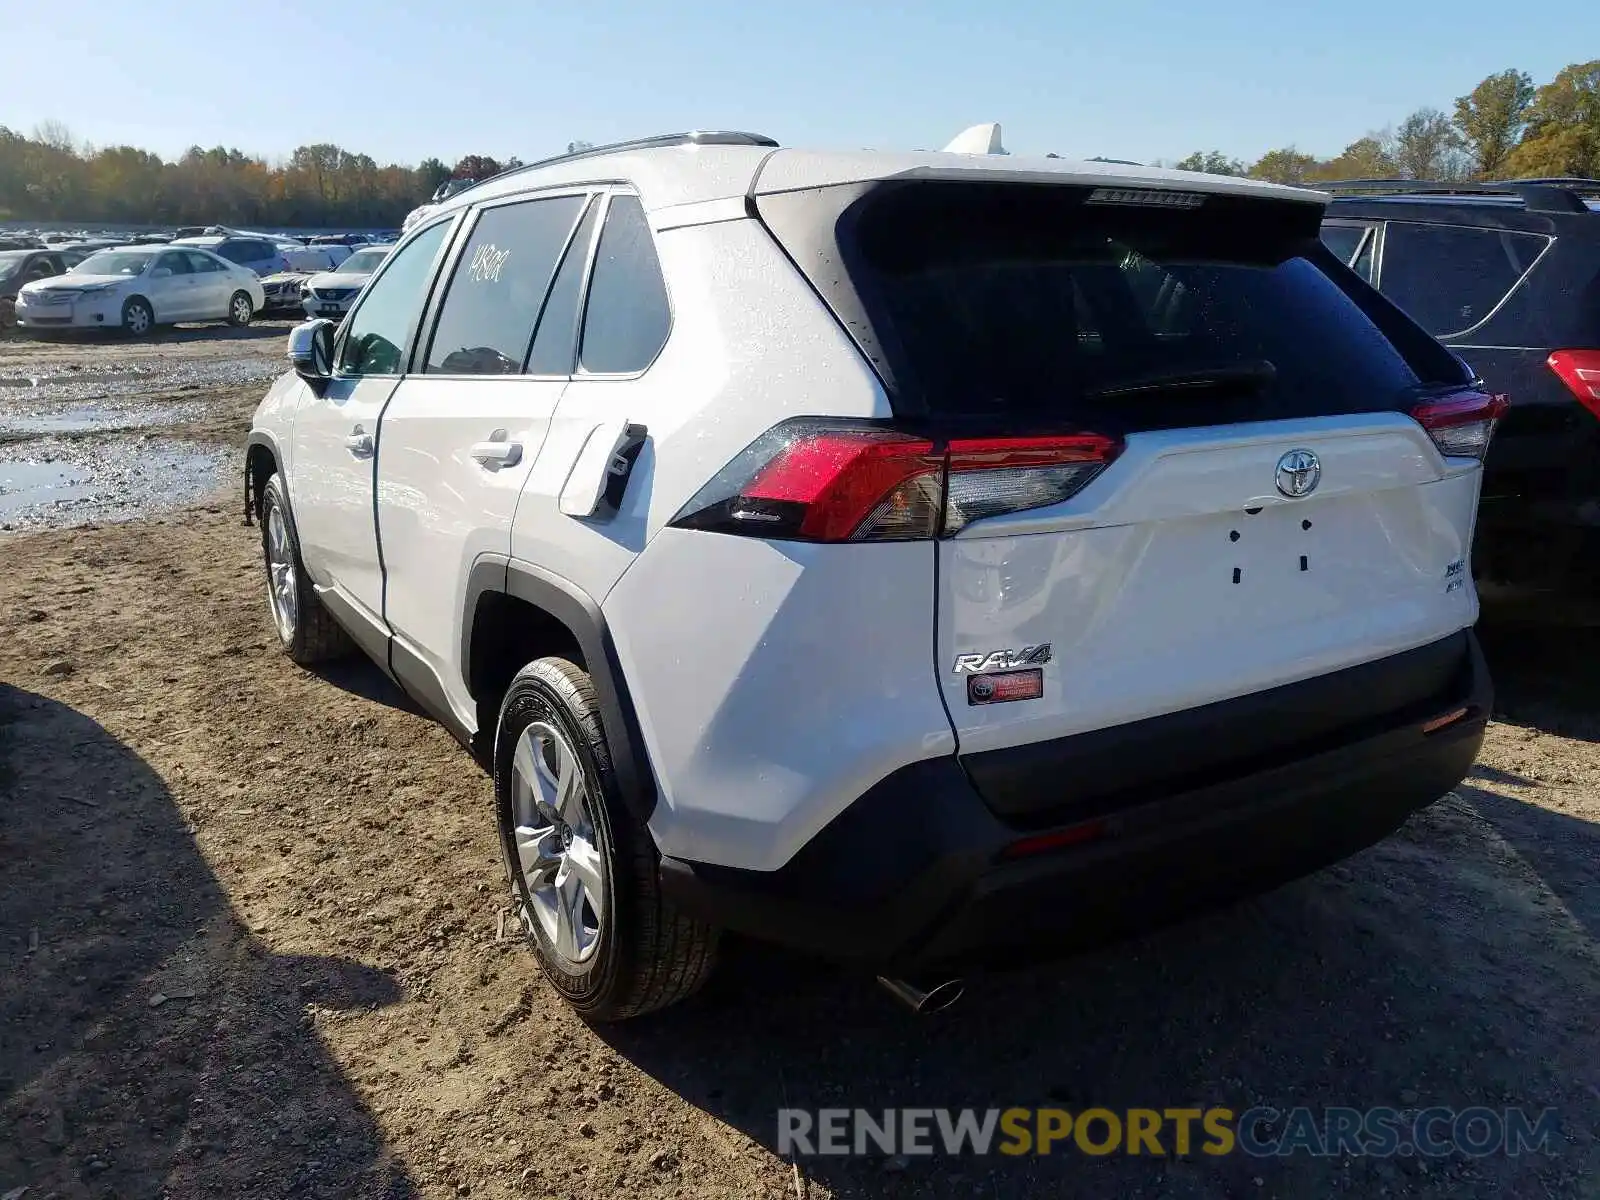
[1325,194,1598,234]
[441,141,1328,218]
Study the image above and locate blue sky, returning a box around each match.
[5,0,1587,167]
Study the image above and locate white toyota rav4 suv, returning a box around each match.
[245,130,1498,1021]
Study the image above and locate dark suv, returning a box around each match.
[1321,179,1600,590]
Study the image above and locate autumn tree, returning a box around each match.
[1392,107,1466,179]
[1313,134,1397,180]
[415,157,452,195]
[1173,150,1245,175]
[1454,69,1535,178]
[452,154,501,180]
[1248,147,1320,185]
[1503,59,1600,178]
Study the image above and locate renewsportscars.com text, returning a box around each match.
[777,1106,1559,1159]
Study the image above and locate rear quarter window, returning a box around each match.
[1377,222,1549,337]
[578,194,671,374]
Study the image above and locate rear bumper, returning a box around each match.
[659,630,1490,973]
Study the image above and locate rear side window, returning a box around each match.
[578,195,671,374]
[424,194,587,375]
[796,182,1460,429]
[527,200,601,376]
[1378,222,1548,337]
[1319,224,1365,262]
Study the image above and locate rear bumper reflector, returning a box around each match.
[1420,706,1472,735]
[1000,820,1108,860]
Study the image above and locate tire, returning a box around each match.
[121,296,153,337]
[227,290,254,327]
[259,473,353,664]
[495,657,718,1021]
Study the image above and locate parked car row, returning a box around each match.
[0,224,404,334]
[11,245,265,334]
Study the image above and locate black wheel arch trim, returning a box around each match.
[243,429,286,526]
[464,555,657,824]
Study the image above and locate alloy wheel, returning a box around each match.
[510,720,606,970]
[264,504,298,641]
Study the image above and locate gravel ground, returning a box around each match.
[0,322,290,530]
[0,328,1597,1199]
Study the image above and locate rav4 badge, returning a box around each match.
[953,644,1053,674]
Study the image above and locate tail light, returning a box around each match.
[670,419,1121,543]
[1410,389,1508,460]
[1548,350,1600,417]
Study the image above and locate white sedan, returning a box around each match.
[14,245,266,336]
[299,245,390,319]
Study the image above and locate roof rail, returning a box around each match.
[1322,176,1593,215]
[449,131,780,200]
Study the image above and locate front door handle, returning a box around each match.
[469,439,523,470]
[344,427,374,457]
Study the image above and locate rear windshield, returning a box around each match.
[760,181,1467,429]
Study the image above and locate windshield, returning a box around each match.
[0,253,26,282]
[337,249,388,274]
[73,250,153,276]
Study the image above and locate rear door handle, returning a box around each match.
[469,439,523,470]
[344,428,374,457]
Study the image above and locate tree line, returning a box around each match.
[1171,60,1599,184]
[3,61,1595,227]
[0,126,524,228]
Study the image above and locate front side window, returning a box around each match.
[578,194,672,374]
[183,251,223,273]
[154,252,192,276]
[424,194,587,375]
[338,220,451,377]
[1377,222,1547,336]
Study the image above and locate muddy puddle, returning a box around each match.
[0,435,233,530]
[0,356,281,399]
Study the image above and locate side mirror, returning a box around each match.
[151,267,172,278]
[288,318,336,385]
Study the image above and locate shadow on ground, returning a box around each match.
[309,655,424,717]
[1478,608,1600,742]
[0,685,417,1199]
[602,799,1598,1198]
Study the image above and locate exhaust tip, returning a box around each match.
[877,975,966,1014]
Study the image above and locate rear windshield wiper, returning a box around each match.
[1088,359,1277,400]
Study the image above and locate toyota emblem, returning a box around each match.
[1275,449,1321,499]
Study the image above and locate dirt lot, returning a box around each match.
[1,327,1597,1199]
